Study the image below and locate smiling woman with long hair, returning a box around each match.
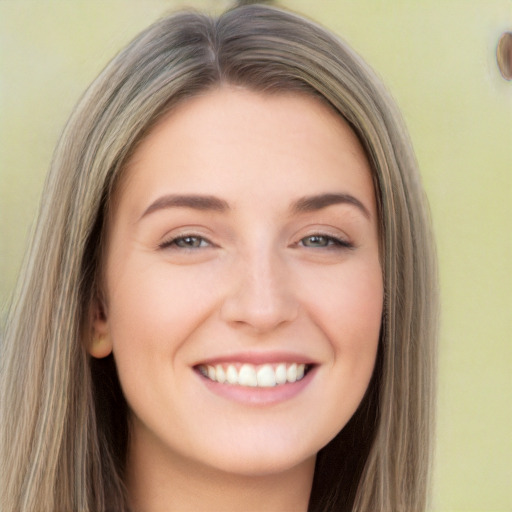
[0,3,438,512]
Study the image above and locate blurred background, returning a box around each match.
[0,1,510,510]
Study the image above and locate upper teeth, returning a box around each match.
[199,363,307,387]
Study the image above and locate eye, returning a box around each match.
[299,234,352,249]
[160,235,211,249]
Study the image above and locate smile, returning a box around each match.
[197,362,310,388]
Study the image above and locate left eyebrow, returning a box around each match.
[291,193,371,220]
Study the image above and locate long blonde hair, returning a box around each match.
[0,4,438,511]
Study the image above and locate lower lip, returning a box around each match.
[196,366,317,406]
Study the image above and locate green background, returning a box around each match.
[1,1,511,510]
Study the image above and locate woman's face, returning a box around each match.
[93,87,383,478]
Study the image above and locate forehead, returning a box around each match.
[115,86,375,217]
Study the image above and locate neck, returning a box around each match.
[126,428,315,512]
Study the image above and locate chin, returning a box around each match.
[188,428,323,478]
[205,450,316,478]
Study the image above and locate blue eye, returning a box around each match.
[300,235,351,249]
[160,235,210,249]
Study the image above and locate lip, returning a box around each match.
[193,351,315,367]
[193,355,318,406]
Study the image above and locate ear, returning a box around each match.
[89,297,113,359]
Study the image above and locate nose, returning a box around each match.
[220,249,299,334]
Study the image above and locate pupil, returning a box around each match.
[308,235,326,247]
[180,236,199,247]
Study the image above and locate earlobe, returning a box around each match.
[89,334,113,359]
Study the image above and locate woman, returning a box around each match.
[0,3,438,511]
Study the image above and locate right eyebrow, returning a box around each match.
[139,194,230,220]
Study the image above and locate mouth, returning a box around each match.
[195,362,313,388]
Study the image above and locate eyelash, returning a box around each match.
[159,233,352,251]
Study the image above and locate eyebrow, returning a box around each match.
[291,193,371,219]
[139,192,371,220]
[140,194,230,219]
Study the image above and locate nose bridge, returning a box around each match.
[220,240,298,332]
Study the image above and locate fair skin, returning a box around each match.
[91,87,383,512]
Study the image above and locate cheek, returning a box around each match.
[293,261,382,445]
[104,263,223,429]
[304,261,383,356]
[106,259,221,365]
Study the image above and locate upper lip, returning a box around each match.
[193,351,317,367]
